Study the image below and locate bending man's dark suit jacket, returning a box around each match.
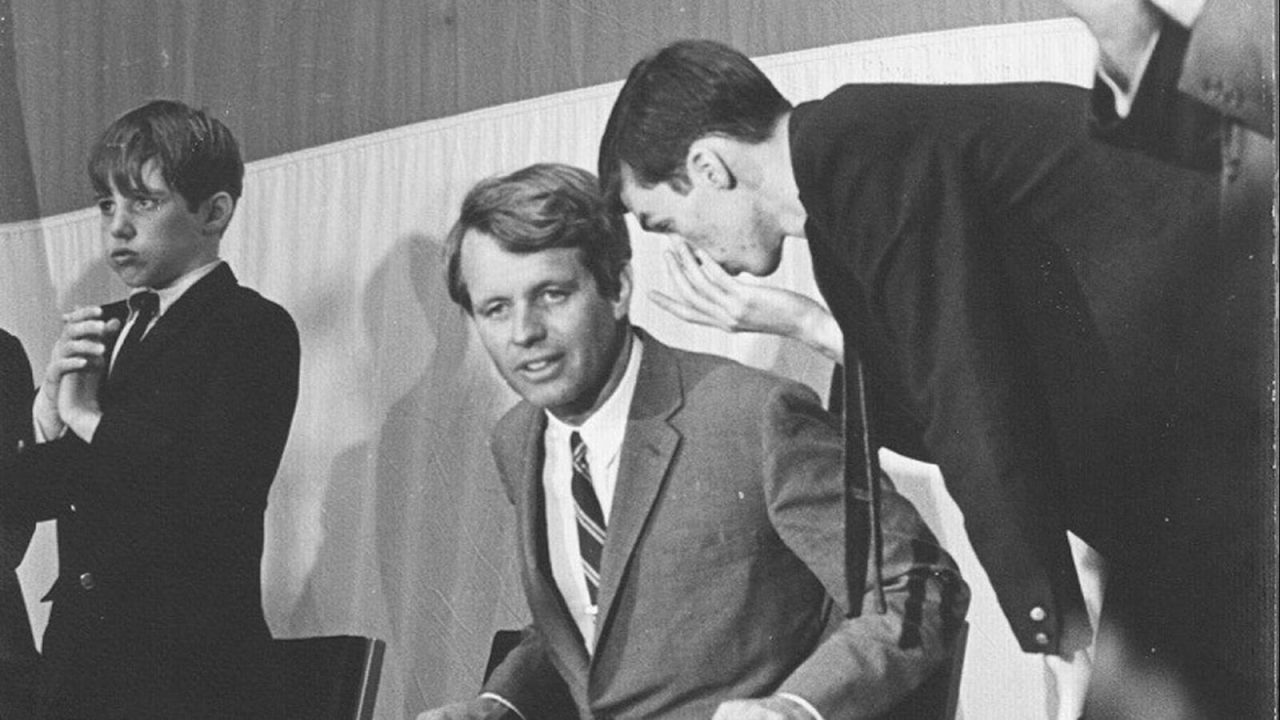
[0,263,300,716]
[790,82,1246,663]
[0,329,37,719]
[484,331,968,720]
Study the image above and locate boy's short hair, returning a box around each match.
[89,99,244,211]
[445,163,631,313]
[597,39,792,211]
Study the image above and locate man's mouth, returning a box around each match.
[516,354,563,379]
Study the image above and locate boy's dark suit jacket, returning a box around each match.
[1,263,300,718]
[0,329,37,719]
[483,330,968,719]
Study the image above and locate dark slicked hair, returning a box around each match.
[598,39,791,211]
[89,99,244,211]
[445,163,632,313]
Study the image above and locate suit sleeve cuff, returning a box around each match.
[479,692,526,720]
[777,692,825,720]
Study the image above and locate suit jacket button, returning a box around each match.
[1034,632,1050,647]
[79,572,96,591]
[1029,606,1047,622]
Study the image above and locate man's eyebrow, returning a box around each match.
[471,291,502,308]
[532,277,579,294]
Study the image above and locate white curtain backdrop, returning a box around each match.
[1,19,1100,719]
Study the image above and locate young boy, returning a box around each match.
[1,100,300,719]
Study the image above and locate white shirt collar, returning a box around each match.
[129,258,223,318]
[544,333,644,457]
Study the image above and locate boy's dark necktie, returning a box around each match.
[108,290,159,384]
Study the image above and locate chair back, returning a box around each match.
[483,630,577,719]
[245,635,386,720]
[485,629,524,683]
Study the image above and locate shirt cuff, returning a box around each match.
[1098,27,1162,119]
[478,692,526,720]
[777,692,825,720]
[32,410,66,443]
[1042,647,1094,720]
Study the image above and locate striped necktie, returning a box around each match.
[570,431,606,607]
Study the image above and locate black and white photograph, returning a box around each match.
[1,2,1274,718]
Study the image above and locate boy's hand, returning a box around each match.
[35,306,120,440]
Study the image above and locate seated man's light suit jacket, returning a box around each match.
[485,329,968,719]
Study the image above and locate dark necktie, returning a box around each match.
[109,290,159,381]
[570,431,606,607]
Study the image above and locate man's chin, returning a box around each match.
[116,273,147,288]
[737,251,783,278]
[509,382,569,413]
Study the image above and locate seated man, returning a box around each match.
[422,163,967,719]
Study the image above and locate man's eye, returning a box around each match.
[479,303,508,320]
[96,199,115,215]
[133,197,158,211]
[542,289,569,303]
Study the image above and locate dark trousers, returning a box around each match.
[36,600,258,720]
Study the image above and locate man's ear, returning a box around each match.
[686,139,737,191]
[612,263,634,320]
[201,192,236,235]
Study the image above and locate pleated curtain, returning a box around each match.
[0,20,1096,719]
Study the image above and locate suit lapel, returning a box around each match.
[108,264,236,389]
[592,332,683,657]
[100,300,130,356]
[507,405,592,677]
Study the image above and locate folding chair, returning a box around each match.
[243,635,386,720]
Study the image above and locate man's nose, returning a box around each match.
[511,306,546,346]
